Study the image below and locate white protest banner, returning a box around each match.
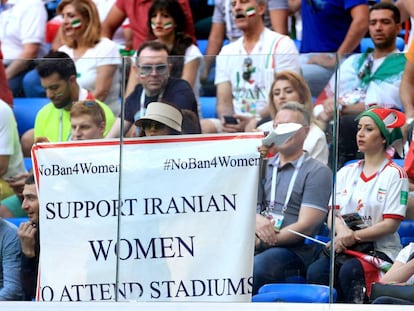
[32,133,262,302]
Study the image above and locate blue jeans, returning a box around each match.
[253,247,306,295]
[372,296,414,305]
[307,256,366,303]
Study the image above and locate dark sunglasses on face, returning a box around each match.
[138,64,168,76]
[141,120,167,131]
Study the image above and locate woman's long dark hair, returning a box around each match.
[147,0,193,77]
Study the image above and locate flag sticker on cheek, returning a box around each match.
[400,190,408,205]
[245,7,256,17]
[163,22,173,29]
[71,19,82,29]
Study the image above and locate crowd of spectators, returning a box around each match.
[1,0,414,305]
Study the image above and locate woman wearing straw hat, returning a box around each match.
[135,101,183,137]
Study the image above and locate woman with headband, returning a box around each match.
[307,107,409,303]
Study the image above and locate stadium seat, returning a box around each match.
[13,97,49,136]
[252,283,336,303]
[360,37,405,53]
[4,217,29,228]
[197,39,208,55]
[398,220,414,247]
[24,157,33,171]
[199,96,217,118]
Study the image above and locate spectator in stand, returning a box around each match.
[253,102,332,294]
[102,0,195,51]
[125,0,202,100]
[300,0,369,97]
[314,2,405,168]
[0,100,27,201]
[48,0,133,52]
[0,217,24,300]
[395,0,414,47]
[307,107,408,303]
[135,101,183,136]
[24,0,122,116]
[372,242,414,305]
[70,100,106,140]
[19,51,115,157]
[0,0,48,97]
[400,22,414,127]
[17,174,39,301]
[200,0,289,86]
[107,41,198,138]
[256,71,328,165]
[201,0,300,134]
[0,42,13,107]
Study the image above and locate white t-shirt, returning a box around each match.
[92,0,129,46]
[0,0,47,64]
[0,100,26,178]
[259,121,329,165]
[185,43,203,99]
[333,160,408,260]
[215,28,300,118]
[394,242,414,285]
[59,38,122,115]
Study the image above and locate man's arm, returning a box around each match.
[201,23,226,83]
[400,59,414,119]
[102,5,126,40]
[0,230,23,301]
[5,43,40,80]
[106,117,132,138]
[337,4,369,55]
[0,155,9,177]
[216,81,234,119]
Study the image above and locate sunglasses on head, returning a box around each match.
[82,100,97,107]
[138,64,168,77]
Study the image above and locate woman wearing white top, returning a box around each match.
[258,70,328,164]
[57,0,121,115]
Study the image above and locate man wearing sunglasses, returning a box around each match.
[107,41,198,138]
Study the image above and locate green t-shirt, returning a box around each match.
[34,99,115,141]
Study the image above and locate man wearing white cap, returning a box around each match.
[253,102,331,294]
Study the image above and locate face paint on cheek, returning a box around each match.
[245,7,256,17]
[163,22,173,29]
[55,92,64,98]
[71,19,82,29]
[151,22,156,29]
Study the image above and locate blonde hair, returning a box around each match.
[57,0,101,49]
[70,100,106,126]
[268,71,314,121]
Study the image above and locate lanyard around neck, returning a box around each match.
[269,153,305,214]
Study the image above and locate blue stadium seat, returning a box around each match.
[398,220,414,247]
[252,283,336,303]
[199,96,217,118]
[360,37,405,53]
[13,97,49,136]
[4,217,29,228]
[197,39,208,55]
[24,157,33,171]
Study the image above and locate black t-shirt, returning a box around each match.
[123,77,198,123]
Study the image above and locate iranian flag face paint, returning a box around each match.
[245,7,256,17]
[71,19,82,29]
[163,22,173,30]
